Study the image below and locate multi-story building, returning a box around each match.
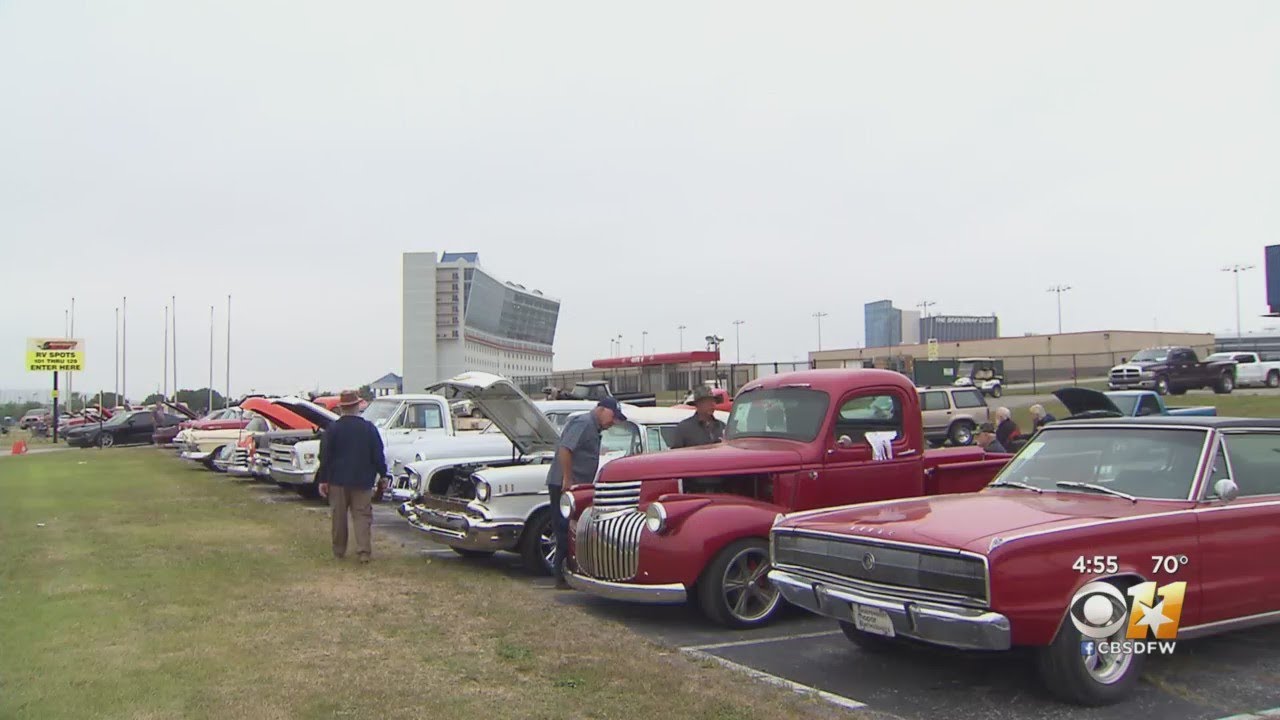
[402,252,560,393]
[864,300,902,348]
[920,314,1000,343]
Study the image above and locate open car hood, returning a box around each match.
[1053,387,1123,418]
[271,397,338,428]
[427,372,559,456]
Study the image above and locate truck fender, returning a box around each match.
[639,498,784,587]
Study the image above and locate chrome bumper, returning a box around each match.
[397,501,522,552]
[563,570,687,604]
[769,568,1010,651]
[1109,379,1154,390]
[180,450,214,462]
[270,466,315,486]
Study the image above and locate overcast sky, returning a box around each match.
[3,1,1278,397]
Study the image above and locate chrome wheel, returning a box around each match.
[99,434,114,448]
[1081,633,1133,685]
[539,526,556,571]
[721,546,780,623]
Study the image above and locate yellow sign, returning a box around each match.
[26,338,85,372]
[1125,581,1186,640]
[927,339,939,361]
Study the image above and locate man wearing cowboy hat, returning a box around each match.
[318,389,387,563]
[670,386,725,449]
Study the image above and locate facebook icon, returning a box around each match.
[1080,640,1096,657]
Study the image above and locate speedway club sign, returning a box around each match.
[26,338,85,372]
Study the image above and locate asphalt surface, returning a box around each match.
[230,476,1280,720]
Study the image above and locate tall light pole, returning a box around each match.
[1222,264,1255,339]
[226,294,232,408]
[122,296,127,404]
[732,320,745,363]
[208,305,215,413]
[916,300,935,317]
[812,312,828,350]
[171,295,178,401]
[677,325,687,352]
[163,305,169,400]
[69,297,75,412]
[114,307,120,406]
[1047,285,1071,334]
[642,330,648,356]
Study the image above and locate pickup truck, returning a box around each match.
[1053,388,1217,419]
[561,369,1012,628]
[1206,351,1280,388]
[564,380,657,407]
[1108,346,1235,395]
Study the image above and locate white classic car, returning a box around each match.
[215,397,336,477]
[397,372,725,575]
[272,392,516,497]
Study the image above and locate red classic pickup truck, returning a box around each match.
[561,369,1011,628]
[769,415,1280,705]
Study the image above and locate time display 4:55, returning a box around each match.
[1072,555,1119,574]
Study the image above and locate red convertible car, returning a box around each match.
[769,416,1280,705]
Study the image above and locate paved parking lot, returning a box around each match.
[242,480,1280,720]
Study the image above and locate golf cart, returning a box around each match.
[952,357,1005,398]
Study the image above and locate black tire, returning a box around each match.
[470,407,483,418]
[519,508,557,576]
[297,483,321,500]
[1153,375,1170,395]
[989,384,1003,398]
[1214,372,1235,395]
[838,620,901,653]
[1268,371,1280,389]
[948,421,975,446]
[450,547,496,559]
[1035,611,1146,705]
[98,433,114,448]
[697,538,783,629]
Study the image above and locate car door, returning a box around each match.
[386,401,444,446]
[1233,354,1261,386]
[802,387,925,509]
[1193,431,1280,624]
[918,390,951,438]
[126,413,154,444]
[1167,349,1195,386]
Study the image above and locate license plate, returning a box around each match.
[851,604,895,637]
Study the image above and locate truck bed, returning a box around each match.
[922,446,1010,496]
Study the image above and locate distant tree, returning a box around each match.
[143,393,165,406]
[357,385,374,401]
[0,401,43,420]
[174,388,225,415]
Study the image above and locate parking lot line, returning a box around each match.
[682,630,842,653]
[681,647,866,711]
[1214,709,1280,720]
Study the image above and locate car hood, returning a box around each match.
[780,492,1182,554]
[190,418,250,431]
[271,397,338,429]
[598,438,806,483]
[427,372,559,456]
[1053,387,1123,417]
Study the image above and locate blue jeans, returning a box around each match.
[547,485,568,578]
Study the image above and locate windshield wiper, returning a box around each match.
[1055,481,1137,502]
[988,480,1043,493]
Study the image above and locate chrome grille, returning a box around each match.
[592,481,642,513]
[269,443,295,466]
[1111,368,1140,380]
[229,448,249,466]
[575,509,645,581]
[772,532,988,604]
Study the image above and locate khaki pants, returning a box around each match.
[329,485,373,559]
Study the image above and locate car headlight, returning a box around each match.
[559,491,575,519]
[645,502,668,534]
[406,466,423,492]
[302,452,317,465]
[475,478,491,502]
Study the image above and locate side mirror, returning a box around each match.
[1213,478,1239,503]
[836,435,856,449]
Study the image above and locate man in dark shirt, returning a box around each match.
[546,398,625,587]
[975,422,1007,453]
[318,390,387,563]
[670,386,725,448]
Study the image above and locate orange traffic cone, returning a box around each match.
[11,439,28,455]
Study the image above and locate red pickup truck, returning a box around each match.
[561,369,1011,628]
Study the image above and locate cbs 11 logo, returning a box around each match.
[1070,580,1186,641]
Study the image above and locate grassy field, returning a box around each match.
[1007,391,1280,434]
[0,450,855,720]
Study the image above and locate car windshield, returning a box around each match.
[360,399,400,428]
[601,421,642,455]
[1107,394,1138,416]
[1130,349,1169,363]
[726,388,829,442]
[103,411,140,427]
[989,427,1207,500]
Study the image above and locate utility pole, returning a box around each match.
[171,295,178,402]
[678,325,687,352]
[1047,285,1071,334]
[642,330,648,356]
[69,297,75,412]
[812,312,828,350]
[916,300,935,317]
[163,305,169,400]
[114,307,120,406]
[732,320,745,363]
[1222,264,1255,339]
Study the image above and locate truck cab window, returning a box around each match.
[398,403,443,430]
[1136,395,1162,417]
[833,394,902,443]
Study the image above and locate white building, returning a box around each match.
[402,252,560,393]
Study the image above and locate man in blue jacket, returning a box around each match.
[318,390,387,563]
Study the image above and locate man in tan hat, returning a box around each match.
[670,386,725,448]
[318,389,387,563]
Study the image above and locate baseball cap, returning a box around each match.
[977,422,997,434]
[596,397,628,422]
